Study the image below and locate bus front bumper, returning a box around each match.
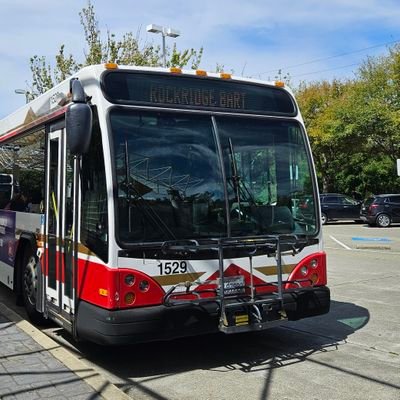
[76,286,330,345]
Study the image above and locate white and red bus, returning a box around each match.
[0,64,329,344]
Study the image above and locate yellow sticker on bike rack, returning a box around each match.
[235,314,249,326]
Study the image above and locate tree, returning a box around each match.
[296,79,353,192]
[296,45,400,196]
[28,0,203,96]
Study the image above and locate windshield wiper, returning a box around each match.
[228,138,259,213]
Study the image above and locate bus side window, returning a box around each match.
[0,130,45,213]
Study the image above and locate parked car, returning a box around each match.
[292,195,315,219]
[360,194,400,227]
[320,193,362,225]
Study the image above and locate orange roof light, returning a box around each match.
[170,67,182,74]
[275,81,285,87]
[220,72,232,79]
[105,62,118,69]
[196,69,208,76]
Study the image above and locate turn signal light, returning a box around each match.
[310,273,319,284]
[124,292,135,305]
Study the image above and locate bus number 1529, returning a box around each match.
[157,261,188,275]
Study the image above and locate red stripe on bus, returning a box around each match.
[42,250,165,310]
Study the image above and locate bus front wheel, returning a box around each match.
[22,247,46,325]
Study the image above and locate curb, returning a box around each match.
[0,303,131,400]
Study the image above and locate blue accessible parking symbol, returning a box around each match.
[352,237,392,243]
[351,236,393,250]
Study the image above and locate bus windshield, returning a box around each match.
[110,109,317,244]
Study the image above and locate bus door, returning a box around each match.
[46,126,76,320]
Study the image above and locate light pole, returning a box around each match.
[146,24,180,67]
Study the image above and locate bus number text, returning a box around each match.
[157,261,188,275]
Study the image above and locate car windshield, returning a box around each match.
[110,109,317,244]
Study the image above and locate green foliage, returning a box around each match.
[296,46,400,197]
[28,0,203,95]
[169,44,203,69]
[30,55,54,95]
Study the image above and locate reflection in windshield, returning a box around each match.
[216,117,315,236]
[111,110,226,243]
[110,109,317,244]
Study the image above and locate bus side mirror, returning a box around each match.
[66,79,93,156]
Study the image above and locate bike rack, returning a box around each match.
[162,235,311,333]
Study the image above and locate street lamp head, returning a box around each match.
[147,23,181,67]
[146,24,163,34]
[147,24,181,38]
[166,28,180,38]
[14,89,27,95]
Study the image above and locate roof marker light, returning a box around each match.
[196,70,208,76]
[220,72,232,79]
[105,62,118,69]
[170,67,182,74]
[275,81,285,87]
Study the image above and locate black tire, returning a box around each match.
[321,212,328,225]
[375,213,391,228]
[22,247,47,325]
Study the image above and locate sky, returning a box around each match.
[1,0,400,119]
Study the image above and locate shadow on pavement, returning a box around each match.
[55,299,369,380]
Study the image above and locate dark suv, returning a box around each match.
[320,193,362,225]
[360,194,400,227]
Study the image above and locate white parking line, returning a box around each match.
[329,235,352,250]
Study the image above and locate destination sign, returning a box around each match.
[149,85,246,109]
[103,71,296,115]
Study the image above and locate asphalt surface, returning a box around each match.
[0,222,399,400]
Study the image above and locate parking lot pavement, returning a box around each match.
[0,222,398,400]
[0,303,130,400]
[323,222,400,253]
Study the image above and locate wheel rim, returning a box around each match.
[23,256,37,306]
[377,214,390,227]
[321,214,327,224]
